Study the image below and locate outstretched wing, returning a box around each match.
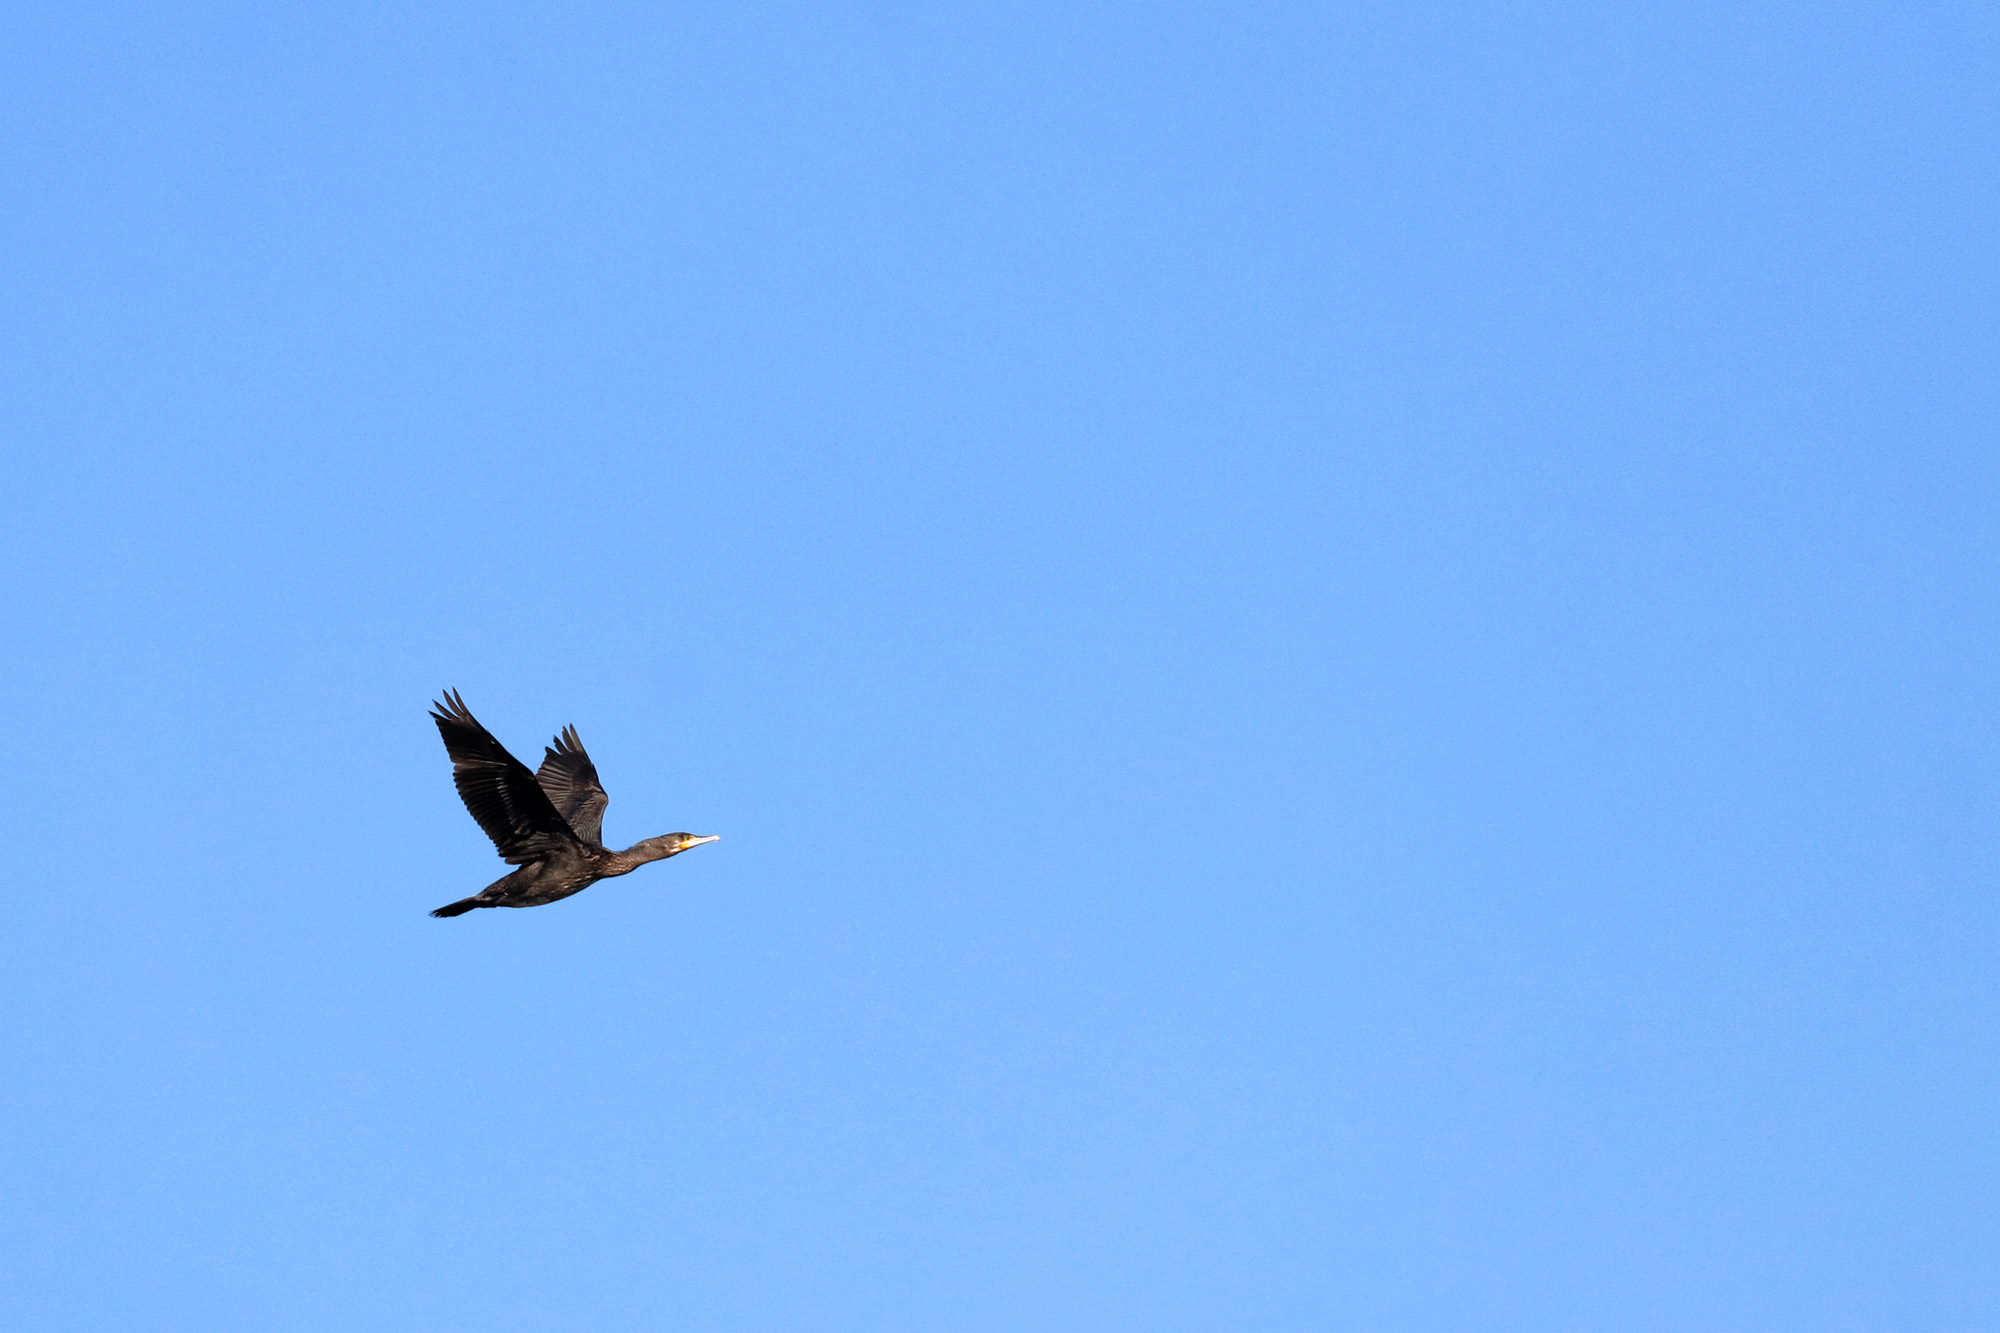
[430,690,580,863]
[536,725,609,847]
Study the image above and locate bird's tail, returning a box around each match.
[430,896,490,918]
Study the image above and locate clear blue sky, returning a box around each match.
[2,1,1995,1327]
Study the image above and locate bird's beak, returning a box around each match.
[686,834,720,847]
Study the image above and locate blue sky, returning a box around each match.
[2,0,1995,1327]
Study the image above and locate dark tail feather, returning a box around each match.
[430,896,488,918]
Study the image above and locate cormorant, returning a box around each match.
[428,689,718,918]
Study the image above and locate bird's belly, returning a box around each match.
[504,870,595,907]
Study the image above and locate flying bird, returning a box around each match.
[427,690,718,918]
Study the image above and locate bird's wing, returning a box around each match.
[430,690,580,863]
[536,725,609,847]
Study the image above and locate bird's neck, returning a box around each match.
[607,837,676,873]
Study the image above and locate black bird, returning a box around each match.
[428,690,718,918]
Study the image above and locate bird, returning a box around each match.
[427,689,718,918]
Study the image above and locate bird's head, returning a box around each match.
[647,832,720,859]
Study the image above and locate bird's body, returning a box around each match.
[451,844,629,912]
[427,690,717,918]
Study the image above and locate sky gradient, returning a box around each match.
[3,1,1997,1327]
